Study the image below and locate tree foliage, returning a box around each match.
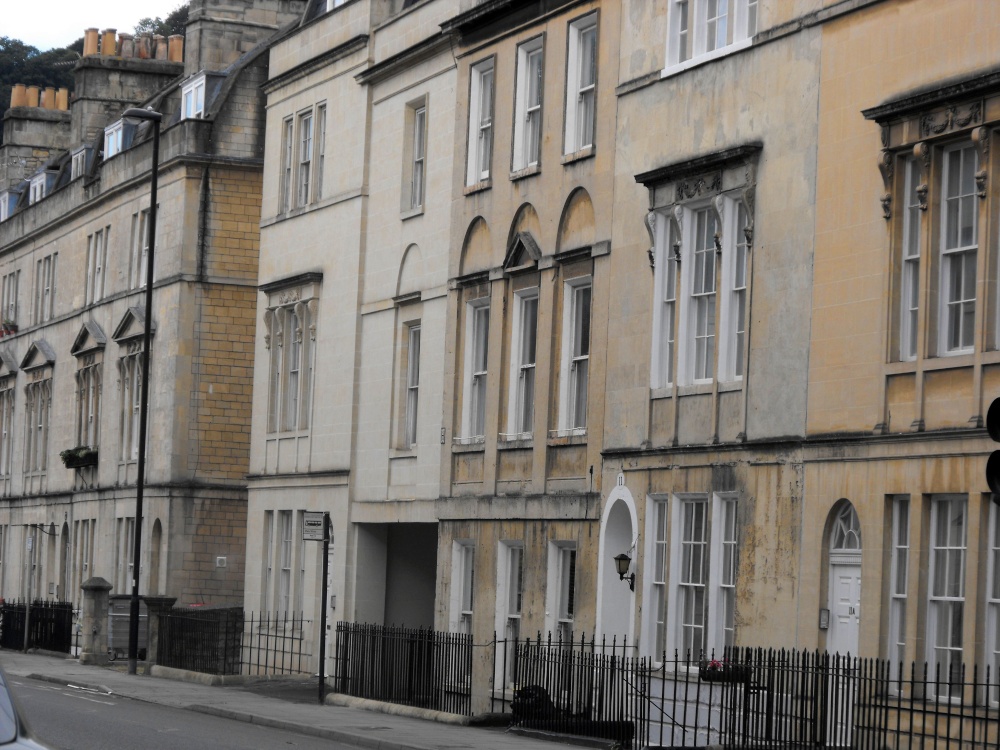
[0,36,78,123]
[135,2,190,38]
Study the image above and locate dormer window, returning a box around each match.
[71,146,92,181]
[325,0,348,10]
[28,174,46,205]
[182,75,206,119]
[104,120,124,158]
[0,191,15,222]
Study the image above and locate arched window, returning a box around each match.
[831,503,861,551]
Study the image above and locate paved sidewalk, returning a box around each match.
[0,650,602,750]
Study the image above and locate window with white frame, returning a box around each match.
[887,496,909,684]
[726,202,749,379]
[278,510,293,614]
[644,155,756,390]
[403,323,421,448]
[104,120,124,158]
[0,191,13,222]
[564,14,597,155]
[927,495,966,699]
[466,58,495,186]
[118,343,143,463]
[409,103,427,210]
[453,542,475,634]
[900,159,921,361]
[315,105,326,201]
[512,37,544,172]
[0,377,14,493]
[2,271,18,327]
[280,118,293,213]
[28,174,46,205]
[261,510,273,612]
[507,289,538,438]
[496,541,524,683]
[987,501,1000,705]
[664,494,739,658]
[115,517,135,593]
[558,278,591,433]
[33,253,56,324]
[24,376,50,478]
[547,542,576,642]
[650,499,669,659]
[71,147,93,181]
[262,276,319,435]
[939,143,978,355]
[666,0,757,72]
[86,227,109,305]
[461,300,490,441]
[75,355,102,450]
[182,75,206,119]
[297,111,313,207]
[325,0,347,9]
[130,209,151,290]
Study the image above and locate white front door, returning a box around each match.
[828,561,861,656]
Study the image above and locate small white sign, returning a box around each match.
[303,512,327,541]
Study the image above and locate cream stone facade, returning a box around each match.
[246,0,459,667]
[243,0,1000,707]
[0,0,304,613]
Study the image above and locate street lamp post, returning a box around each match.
[122,107,162,676]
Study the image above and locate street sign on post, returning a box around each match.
[987,398,1000,504]
[303,512,332,703]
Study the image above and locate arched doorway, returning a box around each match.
[597,474,637,644]
[826,501,861,656]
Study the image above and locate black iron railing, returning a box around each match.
[333,622,473,716]
[646,648,1000,749]
[240,611,313,676]
[157,607,243,675]
[0,600,73,653]
[493,632,644,749]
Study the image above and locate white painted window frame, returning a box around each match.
[466,58,495,186]
[888,496,909,686]
[937,142,978,356]
[104,120,124,159]
[450,541,476,634]
[404,323,421,448]
[461,299,490,441]
[182,75,206,119]
[926,494,967,701]
[564,13,597,155]
[85,226,109,305]
[512,36,544,171]
[901,158,922,361]
[545,541,576,641]
[664,0,756,76]
[506,288,538,438]
[557,277,591,434]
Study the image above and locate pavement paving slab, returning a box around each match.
[0,650,608,750]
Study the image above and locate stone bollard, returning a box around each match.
[79,577,112,666]
[142,596,177,667]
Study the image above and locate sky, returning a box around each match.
[4,1,188,52]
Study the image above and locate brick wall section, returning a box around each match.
[187,167,261,483]
[175,494,247,606]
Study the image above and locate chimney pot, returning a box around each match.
[25,86,40,108]
[118,32,134,59]
[42,87,56,110]
[136,34,151,59]
[56,88,70,111]
[10,84,27,109]
[154,34,167,60]
[168,35,184,63]
[83,28,99,57]
[100,28,118,56]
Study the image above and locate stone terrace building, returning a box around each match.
[0,0,305,609]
